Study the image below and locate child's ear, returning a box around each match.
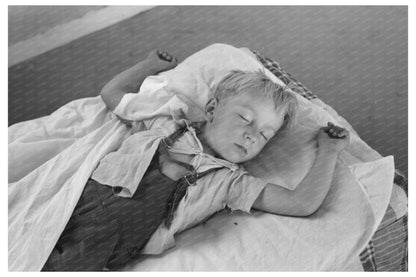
[205,97,218,122]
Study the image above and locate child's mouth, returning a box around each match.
[234,143,247,155]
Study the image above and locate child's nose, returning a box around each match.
[244,131,256,144]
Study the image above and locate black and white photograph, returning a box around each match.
[7,3,409,272]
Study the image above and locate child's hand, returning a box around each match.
[316,122,350,153]
[145,49,178,73]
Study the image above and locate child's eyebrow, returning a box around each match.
[238,104,254,114]
[239,104,280,133]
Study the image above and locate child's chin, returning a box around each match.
[225,153,246,164]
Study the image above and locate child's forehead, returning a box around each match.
[225,92,273,109]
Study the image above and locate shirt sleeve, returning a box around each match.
[226,172,268,213]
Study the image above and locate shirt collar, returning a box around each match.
[183,121,241,172]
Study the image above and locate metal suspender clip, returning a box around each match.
[183,174,196,186]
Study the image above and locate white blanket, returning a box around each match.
[8,43,395,271]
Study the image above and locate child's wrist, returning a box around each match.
[145,58,170,74]
[134,59,160,75]
[318,145,340,156]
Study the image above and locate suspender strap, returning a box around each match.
[173,160,195,172]
[162,125,187,148]
[159,121,206,172]
[159,121,219,229]
[164,167,219,229]
[162,121,203,148]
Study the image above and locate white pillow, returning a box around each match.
[160,43,392,191]
[160,43,329,189]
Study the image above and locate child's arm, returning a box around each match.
[253,122,350,217]
[100,50,178,111]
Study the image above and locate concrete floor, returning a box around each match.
[8,6,407,174]
[8,5,105,46]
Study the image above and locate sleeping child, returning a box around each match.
[42,49,350,271]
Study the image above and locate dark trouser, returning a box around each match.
[42,154,175,271]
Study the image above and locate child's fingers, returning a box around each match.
[335,128,345,137]
[162,53,172,62]
[157,50,176,63]
[159,50,178,64]
[323,124,347,136]
[163,52,172,62]
[324,126,341,137]
[332,128,348,138]
[158,49,167,56]
[322,126,331,132]
[338,129,346,136]
[157,49,167,59]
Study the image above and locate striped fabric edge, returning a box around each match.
[358,177,408,272]
[393,169,408,196]
[249,49,318,101]
[359,212,408,272]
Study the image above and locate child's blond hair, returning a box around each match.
[213,69,298,132]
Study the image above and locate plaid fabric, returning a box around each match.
[251,49,408,272]
[359,171,408,272]
[394,169,408,196]
[359,211,408,271]
[250,49,318,100]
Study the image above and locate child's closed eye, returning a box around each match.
[260,132,268,141]
[239,114,249,122]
